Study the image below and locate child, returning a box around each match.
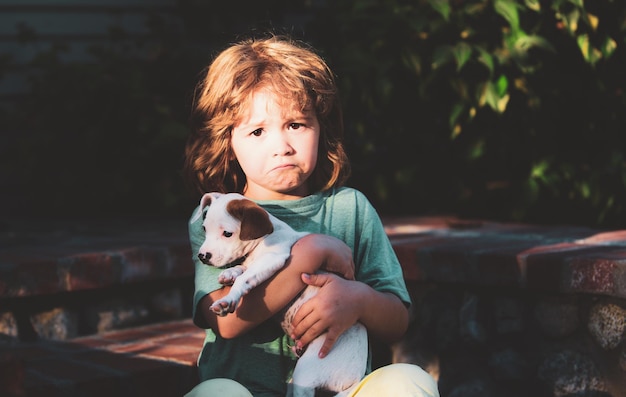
[183,34,439,397]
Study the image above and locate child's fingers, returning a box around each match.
[312,234,355,280]
[293,273,356,356]
[294,316,328,352]
[317,329,340,358]
[290,302,314,340]
[301,272,331,286]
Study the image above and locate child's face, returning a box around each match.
[231,88,320,201]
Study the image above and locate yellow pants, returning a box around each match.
[184,363,439,396]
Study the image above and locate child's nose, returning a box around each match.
[272,132,294,155]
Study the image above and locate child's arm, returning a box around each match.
[194,233,355,338]
[289,272,409,358]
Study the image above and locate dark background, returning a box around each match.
[1,0,625,228]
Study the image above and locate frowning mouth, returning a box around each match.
[272,164,296,171]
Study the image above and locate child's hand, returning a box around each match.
[296,234,355,280]
[290,272,365,358]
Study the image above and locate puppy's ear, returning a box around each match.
[190,193,213,223]
[200,193,214,212]
[227,199,274,240]
[200,192,223,213]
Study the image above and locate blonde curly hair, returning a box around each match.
[184,34,350,195]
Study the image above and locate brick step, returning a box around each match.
[0,319,203,397]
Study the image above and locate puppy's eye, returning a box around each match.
[223,231,233,238]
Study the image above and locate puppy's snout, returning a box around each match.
[198,252,212,264]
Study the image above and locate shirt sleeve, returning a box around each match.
[352,190,412,307]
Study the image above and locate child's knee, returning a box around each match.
[184,378,252,397]
[351,363,439,397]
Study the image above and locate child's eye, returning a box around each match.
[223,231,233,238]
[289,123,303,130]
[251,128,263,137]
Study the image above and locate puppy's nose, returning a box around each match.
[198,252,212,264]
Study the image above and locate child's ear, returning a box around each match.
[227,199,274,240]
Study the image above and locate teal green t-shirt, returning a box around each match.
[188,187,411,396]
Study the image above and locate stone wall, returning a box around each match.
[384,217,626,397]
[0,219,194,342]
[0,281,192,341]
[1,217,625,396]
[392,282,626,397]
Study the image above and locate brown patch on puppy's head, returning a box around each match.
[227,199,274,240]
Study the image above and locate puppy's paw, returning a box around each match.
[210,298,238,316]
[291,344,307,358]
[218,266,244,285]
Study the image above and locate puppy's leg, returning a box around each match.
[289,325,367,396]
[210,252,290,316]
[284,285,368,396]
[217,265,245,285]
[287,337,325,397]
[286,383,315,397]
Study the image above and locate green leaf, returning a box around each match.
[449,102,465,129]
[585,12,599,31]
[495,75,508,97]
[402,51,422,75]
[563,8,580,34]
[568,0,583,8]
[452,42,473,72]
[468,139,485,160]
[527,178,539,200]
[515,34,555,53]
[476,46,495,76]
[481,80,510,113]
[602,36,617,59]
[531,160,550,181]
[494,0,521,33]
[577,34,594,63]
[524,0,541,12]
[578,181,591,199]
[432,45,453,69]
[429,0,451,21]
[497,94,510,113]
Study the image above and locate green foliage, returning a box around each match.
[307,0,626,227]
[1,0,624,227]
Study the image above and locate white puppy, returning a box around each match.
[194,192,368,397]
